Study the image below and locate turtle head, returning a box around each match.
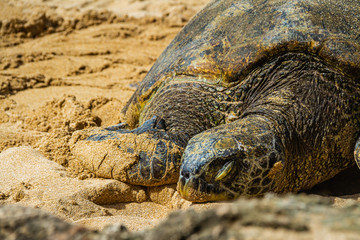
[177,116,282,202]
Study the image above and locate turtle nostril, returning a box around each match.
[181,169,190,179]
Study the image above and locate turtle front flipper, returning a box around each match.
[71,116,184,186]
[355,137,360,169]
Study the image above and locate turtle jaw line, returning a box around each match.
[177,175,235,202]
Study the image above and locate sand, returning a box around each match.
[0,0,224,232]
[1,0,360,233]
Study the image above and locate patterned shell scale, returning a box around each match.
[123,0,360,115]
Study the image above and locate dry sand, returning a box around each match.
[1,0,360,233]
[0,0,226,232]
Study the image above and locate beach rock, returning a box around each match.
[1,194,360,240]
[135,194,360,240]
[0,205,100,240]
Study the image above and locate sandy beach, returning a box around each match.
[0,0,218,231]
[1,0,360,235]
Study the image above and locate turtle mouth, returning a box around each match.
[177,174,236,202]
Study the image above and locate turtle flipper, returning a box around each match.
[355,137,360,169]
[71,116,184,186]
[104,122,128,131]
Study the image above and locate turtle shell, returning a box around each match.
[123,0,360,126]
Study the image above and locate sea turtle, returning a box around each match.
[73,0,360,202]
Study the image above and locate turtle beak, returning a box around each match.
[177,164,201,201]
[177,170,232,202]
[177,174,192,200]
[177,149,237,202]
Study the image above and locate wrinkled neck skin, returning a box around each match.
[177,52,360,202]
[246,53,360,193]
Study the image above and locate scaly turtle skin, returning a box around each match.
[73,0,360,202]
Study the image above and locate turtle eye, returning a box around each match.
[215,161,234,181]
